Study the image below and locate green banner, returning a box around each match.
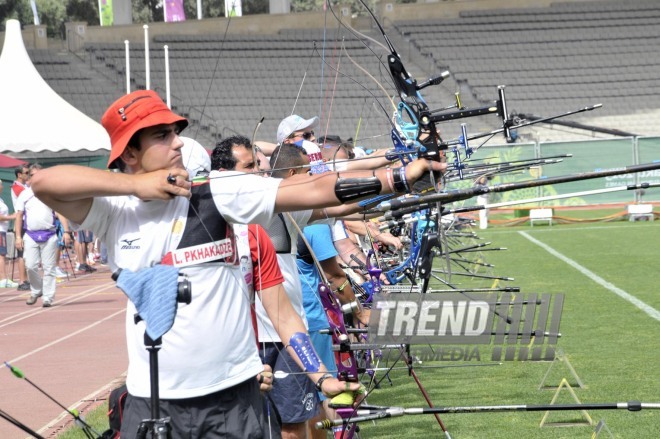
[539,139,635,205]
[461,143,539,206]
[100,0,113,26]
[458,137,660,206]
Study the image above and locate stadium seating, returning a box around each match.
[81,29,400,148]
[23,0,660,149]
[29,49,119,122]
[392,0,660,140]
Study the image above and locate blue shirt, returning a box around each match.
[296,224,337,331]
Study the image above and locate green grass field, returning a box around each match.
[59,220,660,438]
[358,220,660,439]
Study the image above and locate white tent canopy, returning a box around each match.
[0,19,110,154]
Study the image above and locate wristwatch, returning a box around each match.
[315,372,334,392]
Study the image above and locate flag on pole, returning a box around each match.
[164,0,187,22]
[225,0,243,17]
[100,0,114,26]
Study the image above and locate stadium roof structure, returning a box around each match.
[0,19,110,156]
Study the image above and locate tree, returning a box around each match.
[66,0,100,25]
[183,0,224,19]
[0,0,35,32]
[242,0,268,15]
[133,0,163,23]
[34,0,67,38]
[291,0,324,13]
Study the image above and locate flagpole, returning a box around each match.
[30,0,40,25]
[165,45,171,108]
[124,39,130,94]
[143,24,150,90]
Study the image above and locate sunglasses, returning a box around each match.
[291,131,315,141]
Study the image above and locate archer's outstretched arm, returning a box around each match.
[274,159,446,213]
[342,149,392,171]
[30,165,191,224]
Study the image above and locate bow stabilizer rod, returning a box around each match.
[449,182,660,215]
[316,401,660,429]
[378,162,660,213]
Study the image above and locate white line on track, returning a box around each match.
[0,281,119,327]
[518,231,660,322]
[7,308,125,363]
[484,223,657,234]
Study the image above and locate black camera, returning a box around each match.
[176,276,191,304]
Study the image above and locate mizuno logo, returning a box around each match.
[120,238,141,249]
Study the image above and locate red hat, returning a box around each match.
[102,90,188,168]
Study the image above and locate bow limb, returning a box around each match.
[318,34,343,142]
[287,216,361,376]
[341,9,454,419]
[336,32,417,168]
[287,216,365,439]
[353,0,447,166]
[180,8,236,154]
[321,1,419,166]
[341,45,397,115]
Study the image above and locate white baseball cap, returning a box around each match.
[180,136,211,177]
[277,115,319,144]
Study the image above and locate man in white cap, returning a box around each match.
[276,115,319,146]
[277,115,332,175]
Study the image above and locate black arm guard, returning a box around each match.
[334,173,383,204]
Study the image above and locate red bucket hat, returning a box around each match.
[102,90,188,168]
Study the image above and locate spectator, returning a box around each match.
[75,229,97,273]
[11,164,30,290]
[54,217,72,279]
[15,164,72,307]
[60,219,79,273]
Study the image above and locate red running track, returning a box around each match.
[0,265,127,439]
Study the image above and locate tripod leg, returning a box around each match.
[58,246,70,281]
[62,246,76,279]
